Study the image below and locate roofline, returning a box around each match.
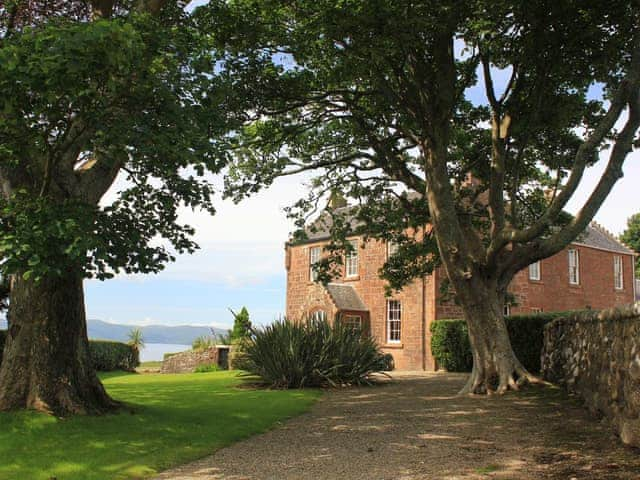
[286,234,357,247]
[287,235,636,256]
[570,241,636,257]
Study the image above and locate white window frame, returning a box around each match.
[531,307,543,314]
[614,255,624,290]
[309,310,327,323]
[528,261,541,281]
[568,249,580,285]
[309,246,321,282]
[503,304,511,316]
[345,239,359,278]
[387,240,399,259]
[386,300,401,344]
[342,314,362,330]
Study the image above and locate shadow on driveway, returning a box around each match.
[155,372,640,480]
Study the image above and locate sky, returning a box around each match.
[84,4,640,330]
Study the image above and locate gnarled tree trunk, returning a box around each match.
[454,277,535,395]
[0,268,118,415]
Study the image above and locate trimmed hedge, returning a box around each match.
[89,340,139,371]
[430,311,585,373]
[0,331,138,372]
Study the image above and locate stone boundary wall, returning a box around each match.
[161,346,229,373]
[541,303,640,447]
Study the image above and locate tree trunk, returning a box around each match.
[455,279,535,395]
[0,269,119,415]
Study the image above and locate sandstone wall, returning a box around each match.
[542,303,640,447]
[161,346,228,373]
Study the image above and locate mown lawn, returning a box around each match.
[0,371,320,480]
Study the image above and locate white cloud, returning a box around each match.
[102,173,311,286]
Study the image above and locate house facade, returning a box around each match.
[285,220,637,371]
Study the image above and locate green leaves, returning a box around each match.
[621,213,640,276]
[0,192,95,281]
[242,317,388,388]
[0,9,235,282]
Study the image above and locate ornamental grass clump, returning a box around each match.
[243,318,388,388]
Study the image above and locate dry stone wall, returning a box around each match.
[161,346,228,373]
[541,303,640,447]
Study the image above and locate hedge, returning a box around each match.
[430,311,586,373]
[89,340,139,372]
[0,331,139,372]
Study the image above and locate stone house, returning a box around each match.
[285,211,637,370]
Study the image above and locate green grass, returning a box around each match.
[0,371,320,480]
[475,464,501,475]
[138,361,162,368]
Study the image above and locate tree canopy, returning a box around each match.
[213,0,639,286]
[0,1,238,282]
[0,0,241,415]
[621,213,640,276]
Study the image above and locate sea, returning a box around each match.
[140,343,190,362]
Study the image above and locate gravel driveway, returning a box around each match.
[154,372,640,480]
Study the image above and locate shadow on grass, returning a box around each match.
[0,370,320,480]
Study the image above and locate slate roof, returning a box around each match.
[574,222,635,255]
[302,206,634,255]
[303,206,362,242]
[325,283,367,311]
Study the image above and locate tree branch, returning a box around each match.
[537,85,640,256]
[496,38,640,251]
[480,50,508,246]
[76,151,125,205]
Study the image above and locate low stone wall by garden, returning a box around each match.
[541,303,640,447]
[161,346,229,373]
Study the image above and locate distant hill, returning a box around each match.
[3,318,226,345]
[88,319,227,345]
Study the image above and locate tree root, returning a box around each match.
[459,362,548,396]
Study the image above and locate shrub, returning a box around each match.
[228,339,250,370]
[0,332,138,371]
[229,306,252,342]
[194,363,221,373]
[243,318,388,388]
[192,335,215,351]
[430,320,473,372]
[381,353,395,371]
[430,311,586,373]
[89,340,139,372]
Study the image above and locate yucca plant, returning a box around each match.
[242,317,388,388]
[192,335,215,351]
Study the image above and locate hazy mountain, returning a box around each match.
[3,318,227,345]
[88,319,227,345]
